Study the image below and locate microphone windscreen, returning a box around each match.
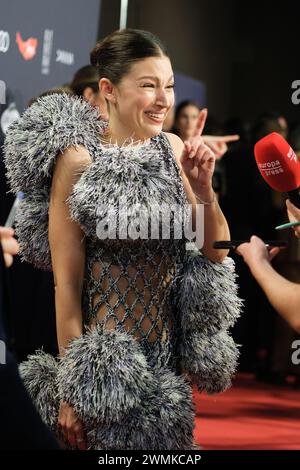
[254,132,300,192]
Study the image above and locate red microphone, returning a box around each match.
[254,132,300,208]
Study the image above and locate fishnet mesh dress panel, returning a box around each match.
[85,240,180,354]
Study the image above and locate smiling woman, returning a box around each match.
[91,29,175,143]
[4,28,242,450]
[99,55,174,143]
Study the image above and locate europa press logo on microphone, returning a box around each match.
[291,80,300,105]
[287,147,297,163]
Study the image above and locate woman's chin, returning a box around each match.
[143,123,163,138]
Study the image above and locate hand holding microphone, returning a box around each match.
[235,235,283,274]
[228,133,300,334]
[214,132,298,252]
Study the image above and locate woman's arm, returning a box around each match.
[165,132,230,262]
[252,261,300,334]
[49,145,91,449]
[49,145,92,357]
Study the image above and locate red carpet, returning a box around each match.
[193,374,300,450]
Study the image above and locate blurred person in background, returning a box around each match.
[173,100,239,200]
[70,64,108,119]
[173,100,239,159]
[222,112,294,381]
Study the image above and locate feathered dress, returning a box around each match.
[3,94,242,450]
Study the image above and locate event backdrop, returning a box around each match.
[0,0,101,117]
[174,71,206,108]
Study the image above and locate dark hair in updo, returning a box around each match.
[90,29,169,84]
[70,65,99,96]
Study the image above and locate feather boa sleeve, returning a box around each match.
[172,243,243,394]
[3,93,104,270]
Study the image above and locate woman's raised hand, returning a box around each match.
[180,108,216,196]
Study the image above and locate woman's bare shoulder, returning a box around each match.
[52,146,92,195]
[163,132,184,150]
[57,145,92,171]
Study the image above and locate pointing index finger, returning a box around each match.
[194,108,208,137]
[203,134,240,143]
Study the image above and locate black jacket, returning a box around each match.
[0,244,59,450]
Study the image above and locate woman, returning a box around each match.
[173,100,201,142]
[69,64,108,119]
[174,100,239,158]
[4,29,241,450]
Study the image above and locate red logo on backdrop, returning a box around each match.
[16,32,38,60]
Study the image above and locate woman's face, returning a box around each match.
[176,104,200,139]
[108,56,175,141]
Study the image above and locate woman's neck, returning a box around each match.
[106,120,146,147]
[105,116,148,147]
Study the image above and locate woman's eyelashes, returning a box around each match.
[141,83,174,89]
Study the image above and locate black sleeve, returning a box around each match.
[0,245,60,450]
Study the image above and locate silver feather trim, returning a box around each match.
[19,326,197,450]
[3,93,102,193]
[19,350,59,431]
[173,248,242,393]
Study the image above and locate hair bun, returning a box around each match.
[90,42,102,67]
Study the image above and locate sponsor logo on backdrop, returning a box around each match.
[0,80,6,104]
[0,30,10,53]
[41,29,54,75]
[56,49,74,65]
[16,32,38,60]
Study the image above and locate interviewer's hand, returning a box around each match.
[0,227,19,267]
[202,134,240,159]
[286,199,300,239]
[236,235,281,272]
[58,400,87,450]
